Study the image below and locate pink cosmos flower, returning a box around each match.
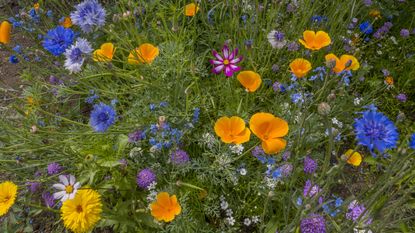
[210,45,243,77]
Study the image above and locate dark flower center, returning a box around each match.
[76,205,83,213]
[70,48,83,63]
[97,112,109,122]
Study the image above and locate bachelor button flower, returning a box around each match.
[409,133,415,149]
[267,30,287,49]
[304,156,317,174]
[363,0,372,6]
[27,181,41,193]
[300,214,326,233]
[64,38,93,73]
[90,102,116,132]
[9,55,18,64]
[210,44,243,77]
[47,162,62,175]
[136,168,156,189]
[170,149,190,165]
[128,129,145,143]
[359,21,373,35]
[396,93,407,102]
[70,0,106,33]
[400,29,410,38]
[42,192,55,208]
[354,106,399,155]
[42,26,75,56]
[287,42,300,51]
[346,200,372,225]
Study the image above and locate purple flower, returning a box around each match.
[400,29,410,38]
[119,158,128,169]
[396,93,407,102]
[70,0,106,33]
[42,192,55,208]
[210,45,242,77]
[47,162,62,175]
[128,129,145,142]
[170,149,190,165]
[346,200,372,225]
[287,42,299,51]
[300,214,326,233]
[49,75,63,85]
[136,168,156,189]
[363,0,372,6]
[303,180,323,204]
[27,181,41,193]
[304,156,317,174]
[279,163,293,177]
[282,151,291,161]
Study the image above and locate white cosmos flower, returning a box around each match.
[52,174,81,202]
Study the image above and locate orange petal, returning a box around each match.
[345,149,362,166]
[229,116,247,136]
[170,195,182,215]
[100,43,115,58]
[0,21,11,44]
[214,116,231,140]
[156,192,171,209]
[262,138,287,154]
[233,128,251,144]
[315,31,331,49]
[268,117,289,138]
[325,54,343,73]
[249,112,275,140]
[289,58,312,78]
[185,3,199,16]
[138,43,159,64]
[302,30,316,47]
[150,203,165,220]
[340,55,360,71]
[237,71,262,92]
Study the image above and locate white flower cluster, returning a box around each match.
[229,144,244,155]
[220,196,235,226]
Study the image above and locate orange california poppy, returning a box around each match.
[184,3,199,16]
[384,76,394,86]
[237,71,262,92]
[343,149,362,166]
[299,30,331,50]
[128,43,159,64]
[325,54,360,73]
[0,21,11,44]
[369,10,381,19]
[60,17,73,28]
[214,116,251,144]
[93,43,116,62]
[249,113,289,154]
[289,58,312,78]
[150,192,181,222]
[34,3,40,10]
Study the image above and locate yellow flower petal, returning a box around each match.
[0,181,18,217]
[344,149,362,166]
[299,30,331,50]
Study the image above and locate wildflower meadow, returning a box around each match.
[1,0,415,232]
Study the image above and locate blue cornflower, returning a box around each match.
[9,55,19,64]
[46,10,53,18]
[311,15,328,24]
[192,107,200,124]
[409,133,415,149]
[159,101,168,107]
[42,26,75,56]
[13,45,22,54]
[359,21,373,35]
[89,102,116,132]
[149,104,156,111]
[291,93,304,104]
[70,0,106,33]
[354,106,399,155]
[64,38,92,73]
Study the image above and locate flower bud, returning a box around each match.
[317,102,331,115]
[327,93,336,101]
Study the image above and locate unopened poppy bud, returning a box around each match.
[345,59,352,68]
[318,102,331,115]
[396,111,405,122]
[326,59,336,69]
[158,116,166,127]
[327,93,336,101]
[30,125,37,133]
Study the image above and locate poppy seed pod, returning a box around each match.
[318,102,331,116]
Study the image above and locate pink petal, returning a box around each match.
[222,45,229,59]
[229,64,241,72]
[212,50,223,61]
[224,66,234,77]
[209,59,223,65]
[231,56,242,64]
[212,65,224,74]
[228,48,238,60]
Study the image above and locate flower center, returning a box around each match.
[263,134,269,140]
[97,112,109,122]
[70,48,83,63]
[223,59,230,65]
[76,205,83,213]
[65,185,74,194]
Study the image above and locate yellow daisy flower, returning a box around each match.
[0,181,18,217]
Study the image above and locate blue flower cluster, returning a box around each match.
[322,196,343,217]
[42,26,75,56]
[148,122,183,150]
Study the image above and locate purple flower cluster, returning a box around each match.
[373,22,393,39]
[47,162,62,175]
[27,181,41,193]
[346,201,372,225]
[300,214,326,233]
[400,29,410,38]
[128,129,145,143]
[136,168,156,189]
[303,180,323,204]
[42,192,55,208]
[304,156,317,174]
[170,149,190,165]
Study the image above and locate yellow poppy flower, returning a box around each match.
[344,149,362,166]
[61,189,102,233]
[150,192,181,222]
[214,116,251,144]
[93,43,116,62]
[185,3,199,16]
[299,30,331,50]
[128,43,159,64]
[60,17,73,28]
[237,71,262,92]
[249,113,289,154]
[289,58,312,78]
[0,181,18,217]
[325,54,360,73]
[0,21,12,44]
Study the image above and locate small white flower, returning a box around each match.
[52,175,80,202]
[230,144,244,155]
[146,190,158,203]
[226,217,235,226]
[354,228,373,233]
[239,168,247,176]
[226,208,233,217]
[331,118,343,128]
[354,97,362,106]
[244,218,252,226]
[147,181,157,190]
[220,200,229,210]
[252,215,260,223]
[202,133,215,148]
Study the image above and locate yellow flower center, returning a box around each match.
[223,59,230,65]
[65,185,74,194]
[263,134,269,140]
[76,205,83,213]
